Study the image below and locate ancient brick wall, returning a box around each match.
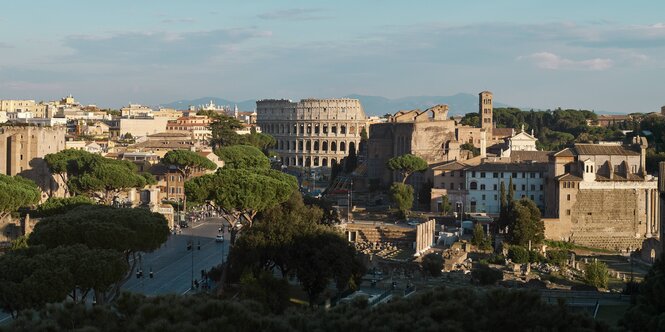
[570,189,645,251]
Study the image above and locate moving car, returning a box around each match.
[215,234,224,242]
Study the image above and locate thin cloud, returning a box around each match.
[0,42,13,48]
[161,17,196,24]
[61,28,272,64]
[517,52,613,71]
[258,8,330,21]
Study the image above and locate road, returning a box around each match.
[122,217,229,296]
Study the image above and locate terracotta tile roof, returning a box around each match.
[492,127,514,137]
[556,173,583,181]
[510,151,552,163]
[573,144,640,156]
[430,160,469,171]
[554,148,575,157]
[467,162,547,172]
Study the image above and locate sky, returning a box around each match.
[1,0,664,113]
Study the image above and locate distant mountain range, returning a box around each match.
[160,93,512,117]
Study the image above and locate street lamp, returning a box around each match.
[456,201,463,226]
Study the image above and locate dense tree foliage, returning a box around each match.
[0,174,40,221]
[421,253,443,277]
[471,223,492,250]
[44,150,151,204]
[4,287,606,331]
[459,107,628,151]
[0,244,128,317]
[390,182,414,219]
[186,168,297,228]
[215,145,271,170]
[228,192,365,305]
[623,258,665,331]
[27,205,169,303]
[506,198,545,246]
[34,196,95,217]
[386,154,428,183]
[198,110,275,152]
[162,150,217,178]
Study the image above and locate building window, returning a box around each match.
[450,183,454,190]
[521,184,526,191]
[567,194,571,201]
[512,172,517,178]
[540,185,543,190]
[480,172,486,178]
[512,184,516,191]
[482,194,486,201]
[530,184,535,191]
[493,184,497,190]
[470,182,478,190]
[472,171,476,177]
[566,209,571,216]
[530,172,536,178]
[530,195,534,200]
[494,195,498,200]
[480,184,486,190]
[493,172,499,178]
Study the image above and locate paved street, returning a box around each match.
[122,218,229,296]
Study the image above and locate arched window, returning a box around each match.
[322,158,328,167]
[314,157,319,166]
[314,141,319,151]
[349,141,356,154]
[470,182,478,190]
[340,125,347,134]
[340,141,346,151]
[306,141,311,151]
[322,141,328,151]
[331,141,337,151]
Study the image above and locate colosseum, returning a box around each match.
[256,98,367,168]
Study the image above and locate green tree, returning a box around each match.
[386,154,428,184]
[622,258,665,331]
[215,145,270,169]
[472,223,492,250]
[507,199,545,246]
[162,150,217,179]
[390,182,413,219]
[44,150,149,204]
[421,253,443,277]
[186,168,297,229]
[27,205,169,303]
[584,260,609,289]
[0,174,40,221]
[35,196,95,217]
[198,111,244,148]
[460,142,480,157]
[497,181,510,232]
[507,246,529,264]
[240,131,276,153]
[439,194,451,214]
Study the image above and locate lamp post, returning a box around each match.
[456,201,463,226]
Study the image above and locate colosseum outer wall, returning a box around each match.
[256,98,367,168]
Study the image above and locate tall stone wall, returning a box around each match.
[570,189,646,251]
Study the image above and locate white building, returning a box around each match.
[121,104,154,118]
[500,125,538,157]
[465,162,547,215]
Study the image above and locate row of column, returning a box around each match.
[262,122,361,137]
[276,139,357,154]
[281,155,339,167]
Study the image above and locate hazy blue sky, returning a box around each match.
[1,0,664,112]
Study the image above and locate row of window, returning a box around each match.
[277,140,355,152]
[477,194,542,201]
[442,171,543,179]
[469,182,543,191]
[263,123,360,135]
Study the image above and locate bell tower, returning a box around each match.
[479,91,493,131]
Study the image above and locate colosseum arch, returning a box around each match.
[340,141,346,152]
[314,141,319,151]
[349,141,356,153]
[322,157,328,167]
[306,141,311,151]
[314,157,319,166]
[331,141,337,151]
[350,125,356,134]
[322,141,328,151]
[305,157,311,167]
[340,125,347,134]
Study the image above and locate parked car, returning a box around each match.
[179,221,189,228]
[215,234,224,242]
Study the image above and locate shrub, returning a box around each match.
[584,261,609,289]
[508,246,529,264]
[472,264,503,285]
[546,250,570,267]
[529,250,545,263]
[421,253,443,277]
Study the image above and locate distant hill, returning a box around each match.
[160,93,511,116]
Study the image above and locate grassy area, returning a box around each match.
[594,304,630,326]
[545,240,615,254]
